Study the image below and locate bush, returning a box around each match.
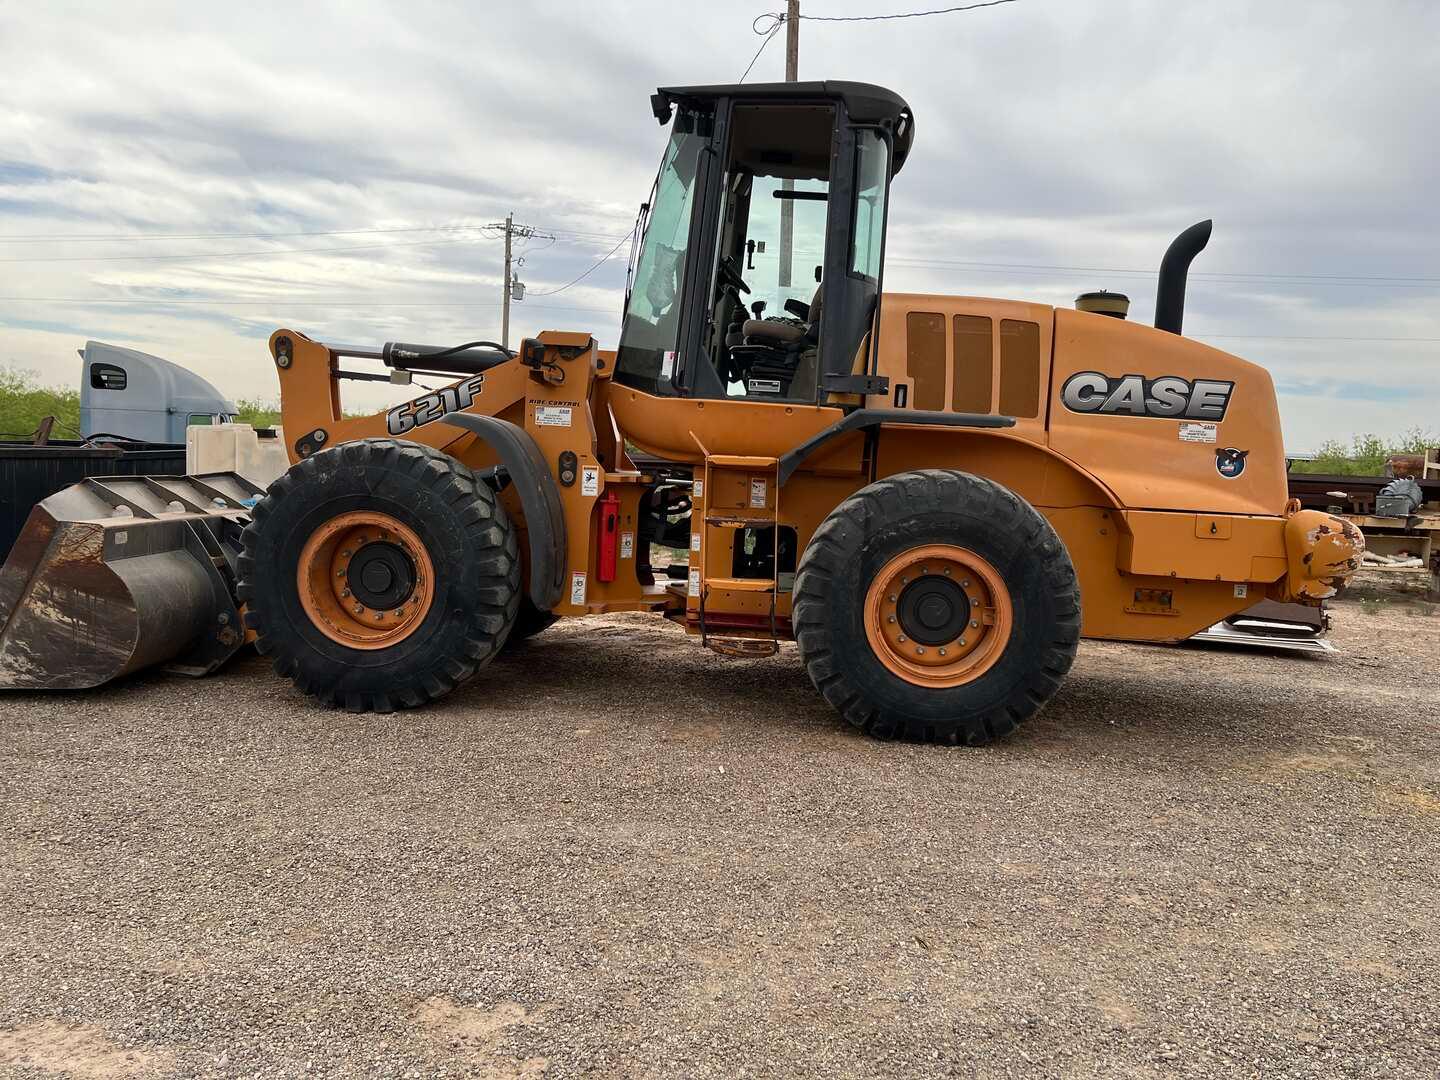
[1290,429,1438,476]
[0,366,82,439]
[234,398,282,429]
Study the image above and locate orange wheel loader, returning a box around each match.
[0,82,1364,743]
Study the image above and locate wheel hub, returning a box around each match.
[897,575,971,646]
[863,544,1014,688]
[347,541,416,611]
[296,511,435,650]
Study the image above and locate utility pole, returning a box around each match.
[502,212,513,349]
[778,0,799,289]
[490,214,553,349]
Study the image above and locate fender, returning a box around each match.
[442,414,566,612]
[777,408,1016,486]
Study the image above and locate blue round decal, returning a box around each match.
[1215,447,1249,479]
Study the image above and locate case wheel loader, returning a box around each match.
[0,80,1364,743]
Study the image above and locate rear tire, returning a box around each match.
[238,438,520,712]
[793,469,1080,745]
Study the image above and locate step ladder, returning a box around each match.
[694,454,783,658]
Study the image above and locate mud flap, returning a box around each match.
[0,473,259,690]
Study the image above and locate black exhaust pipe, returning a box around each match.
[1154,219,1212,335]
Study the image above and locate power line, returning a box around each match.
[885,257,1440,289]
[884,254,1440,284]
[798,0,1018,20]
[740,15,785,82]
[0,223,634,245]
[1192,334,1440,343]
[0,295,616,314]
[0,224,502,244]
[526,229,637,297]
[0,236,495,264]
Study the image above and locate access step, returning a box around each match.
[705,636,781,658]
[703,577,776,593]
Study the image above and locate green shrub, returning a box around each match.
[0,366,82,439]
[1291,429,1438,476]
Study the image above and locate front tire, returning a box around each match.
[793,469,1080,744]
[506,598,559,646]
[237,438,520,712]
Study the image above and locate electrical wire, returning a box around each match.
[884,257,1440,289]
[0,224,506,244]
[883,253,1440,285]
[0,223,633,247]
[0,236,495,264]
[0,295,618,314]
[525,229,637,297]
[739,16,785,83]
[798,0,1018,21]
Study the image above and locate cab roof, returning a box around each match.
[653,80,915,173]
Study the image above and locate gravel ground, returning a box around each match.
[1,588,1437,1079]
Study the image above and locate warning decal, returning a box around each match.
[570,571,587,606]
[1179,422,1218,444]
[535,405,572,428]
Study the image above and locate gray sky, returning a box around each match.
[1,0,1436,450]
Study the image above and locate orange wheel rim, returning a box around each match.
[296,511,435,650]
[863,544,1013,687]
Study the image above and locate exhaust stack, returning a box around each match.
[1154,219,1212,335]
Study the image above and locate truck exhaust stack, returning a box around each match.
[1154,219,1213,335]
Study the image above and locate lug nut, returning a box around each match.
[887,615,896,623]
[888,594,897,603]
[943,568,951,575]
[970,619,978,628]
[959,638,967,646]
[939,648,947,656]
[916,646,925,655]
[961,579,971,587]
[353,604,364,614]
[898,635,907,643]
[341,588,351,598]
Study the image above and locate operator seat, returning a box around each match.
[741,282,823,344]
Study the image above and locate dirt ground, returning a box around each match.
[1,583,1437,1079]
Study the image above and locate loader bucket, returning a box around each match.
[0,473,260,691]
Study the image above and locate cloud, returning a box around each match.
[0,0,1435,447]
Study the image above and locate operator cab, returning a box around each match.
[616,81,912,404]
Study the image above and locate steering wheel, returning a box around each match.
[718,254,750,295]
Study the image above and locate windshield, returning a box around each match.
[615,113,707,393]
